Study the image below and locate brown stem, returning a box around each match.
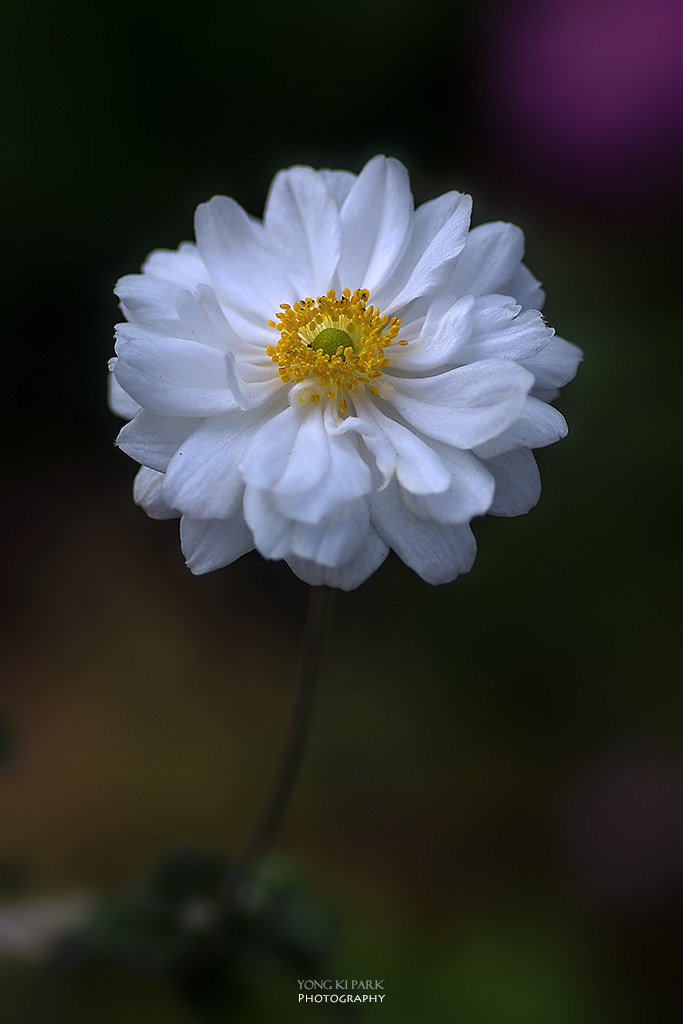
[237,585,335,873]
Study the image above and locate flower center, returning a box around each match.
[313,327,354,359]
[267,288,405,414]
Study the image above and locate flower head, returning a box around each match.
[110,156,581,590]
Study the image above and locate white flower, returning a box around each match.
[110,156,581,590]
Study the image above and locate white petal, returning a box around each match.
[194,195,264,276]
[400,445,495,523]
[351,397,451,494]
[175,285,243,353]
[448,222,525,297]
[264,166,341,297]
[377,191,472,309]
[108,367,140,419]
[500,263,545,310]
[286,527,389,590]
[113,330,241,417]
[290,500,370,567]
[242,487,292,560]
[240,403,330,495]
[474,396,568,458]
[194,195,293,317]
[115,274,186,333]
[390,295,475,372]
[163,410,268,519]
[142,243,207,287]
[175,286,249,408]
[319,168,357,207]
[214,305,278,349]
[244,488,369,567]
[522,335,583,390]
[117,410,201,472]
[369,480,477,584]
[485,448,541,516]
[133,467,178,520]
[238,375,286,409]
[457,298,553,364]
[387,359,533,448]
[180,514,254,574]
[272,432,371,524]
[338,155,413,293]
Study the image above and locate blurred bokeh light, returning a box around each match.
[480,0,683,208]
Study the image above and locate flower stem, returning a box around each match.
[237,585,335,873]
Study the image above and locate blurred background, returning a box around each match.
[3,0,683,1019]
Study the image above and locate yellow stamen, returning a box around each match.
[266,288,402,413]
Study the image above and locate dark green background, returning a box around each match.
[3,0,683,1020]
